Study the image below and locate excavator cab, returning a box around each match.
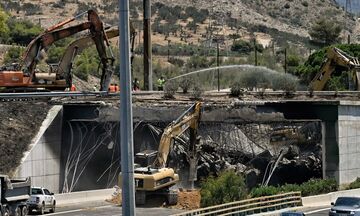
[134,150,158,168]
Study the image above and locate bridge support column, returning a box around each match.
[336,105,360,185]
[322,121,339,182]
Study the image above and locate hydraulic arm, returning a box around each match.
[310,47,360,91]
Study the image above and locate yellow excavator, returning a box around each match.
[120,102,202,205]
[310,47,360,90]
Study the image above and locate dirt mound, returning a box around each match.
[0,101,50,175]
[173,189,201,210]
[105,188,201,210]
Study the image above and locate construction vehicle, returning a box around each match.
[0,9,114,92]
[120,102,202,205]
[269,127,306,146]
[0,175,31,216]
[52,24,136,92]
[310,47,360,91]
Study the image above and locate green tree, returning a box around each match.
[200,171,247,207]
[3,46,25,64]
[0,6,9,42]
[7,17,43,45]
[73,47,100,81]
[309,19,342,46]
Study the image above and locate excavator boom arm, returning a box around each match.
[310,47,360,91]
[21,10,113,90]
[154,102,202,168]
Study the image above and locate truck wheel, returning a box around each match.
[13,206,21,216]
[39,203,45,215]
[21,206,28,216]
[49,201,55,213]
[3,208,10,216]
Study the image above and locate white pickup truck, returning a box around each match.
[27,187,56,215]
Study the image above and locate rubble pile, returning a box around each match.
[171,122,322,188]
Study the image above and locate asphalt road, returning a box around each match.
[304,207,330,216]
[31,202,184,216]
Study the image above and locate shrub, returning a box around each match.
[22,3,42,15]
[3,46,25,64]
[301,178,337,196]
[250,185,278,198]
[179,77,193,93]
[200,171,247,207]
[168,57,184,67]
[191,86,204,99]
[230,81,244,97]
[164,80,178,99]
[302,1,309,7]
[250,178,337,198]
[6,17,43,45]
[347,178,360,190]
[271,74,298,92]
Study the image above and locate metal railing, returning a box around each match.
[171,192,302,216]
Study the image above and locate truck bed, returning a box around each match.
[0,175,31,202]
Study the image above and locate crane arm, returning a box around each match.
[154,102,202,168]
[310,47,360,91]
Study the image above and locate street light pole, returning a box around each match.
[119,0,136,215]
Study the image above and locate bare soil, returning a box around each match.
[106,189,201,210]
[173,189,201,210]
[0,101,50,175]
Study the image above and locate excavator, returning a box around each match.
[310,47,360,91]
[0,9,114,91]
[52,24,136,92]
[120,102,202,205]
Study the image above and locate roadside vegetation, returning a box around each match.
[200,171,338,208]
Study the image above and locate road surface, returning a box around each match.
[34,201,184,216]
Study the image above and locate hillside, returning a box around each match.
[1,0,357,49]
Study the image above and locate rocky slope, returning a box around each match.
[2,0,357,48]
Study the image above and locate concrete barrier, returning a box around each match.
[55,188,115,206]
[302,188,360,207]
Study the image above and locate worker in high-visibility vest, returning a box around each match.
[108,84,116,92]
[70,84,76,91]
[114,84,120,92]
[133,78,140,91]
[157,76,165,91]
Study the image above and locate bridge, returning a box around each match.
[3,90,360,191]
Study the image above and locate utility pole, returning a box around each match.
[284,48,287,74]
[143,0,153,90]
[119,0,136,215]
[217,40,220,91]
[254,39,258,66]
[167,39,171,62]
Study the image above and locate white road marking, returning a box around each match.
[47,205,113,215]
[304,207,330,215]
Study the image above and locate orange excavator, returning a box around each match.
[0,9,114,92]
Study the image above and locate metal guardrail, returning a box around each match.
[171,192,302,216]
